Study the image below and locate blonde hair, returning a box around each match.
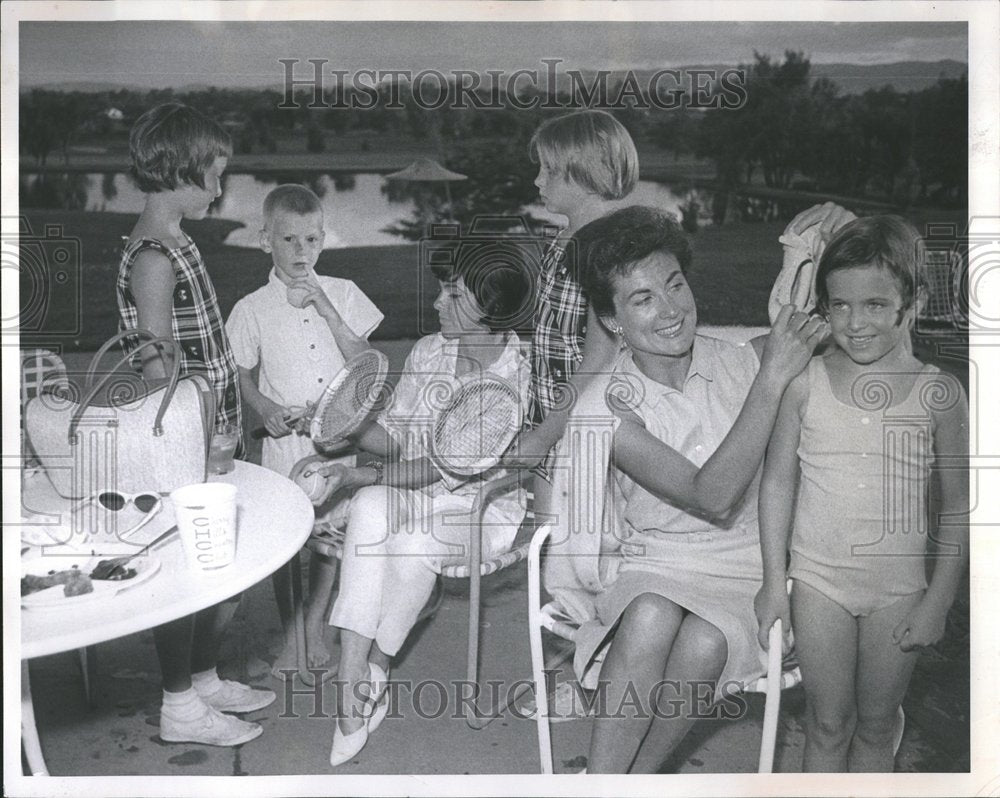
[529,110,638,200]
[129,103,231,193]
[262,184,323,227]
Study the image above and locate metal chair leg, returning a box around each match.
[284,552,308,682]
[758,620,784,773]
[78,646,98,708]
[21,661,49,776]
[528,525,555,774]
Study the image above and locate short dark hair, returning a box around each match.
[129,103,232,193]
[430,244,532,333]
[574,206,693,317]
[815,215,926,316]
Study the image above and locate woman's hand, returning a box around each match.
[892,596,949,652]
[754,582,792,650]
[759,304,828,387]
[289,454,330,486]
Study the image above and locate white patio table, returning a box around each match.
[19,460,314,775]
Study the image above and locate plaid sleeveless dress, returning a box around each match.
[116,233,243,449]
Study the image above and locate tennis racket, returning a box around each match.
[251,349,389,445]
[430,376,522,477]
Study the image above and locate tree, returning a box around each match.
[20,90,59,166]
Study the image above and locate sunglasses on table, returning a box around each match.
[72,491,166,539]
[90,491,163,513]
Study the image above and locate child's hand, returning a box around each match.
[754,582,791,650]
[287,277,340,321]
[892,597,949,652]
[760,304,828,386]
[262,400,295,438]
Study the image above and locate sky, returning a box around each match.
[18,19,968,89]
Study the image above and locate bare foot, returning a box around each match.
[306,629,331,669]
[270,642,299,679]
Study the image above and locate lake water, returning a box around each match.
[21,172,700,247]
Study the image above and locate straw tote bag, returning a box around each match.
[24,330,215,498]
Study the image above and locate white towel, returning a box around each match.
[768,222,825,323]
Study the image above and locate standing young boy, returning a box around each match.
[226,184,383,675]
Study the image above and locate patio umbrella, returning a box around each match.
[386,158,468,227]
[385,158,468,183]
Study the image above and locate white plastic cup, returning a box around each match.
[170,482,238,574]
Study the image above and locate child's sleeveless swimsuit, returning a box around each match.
[789,357,939,617]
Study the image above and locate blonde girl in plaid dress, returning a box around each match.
[116,103,273,747]
[512,111,639,510]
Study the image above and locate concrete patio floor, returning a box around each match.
[24,555,969,780]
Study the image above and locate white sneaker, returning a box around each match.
[197,679,276,714]
[161,704,262,746]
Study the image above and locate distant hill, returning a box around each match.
[810,59,967,93]
[624,59,967,95]
[24,59,967,97]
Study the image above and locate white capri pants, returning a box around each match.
[328,484,523,656]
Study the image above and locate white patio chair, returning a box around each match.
[20,350,97,707]
[300,469,537,729]
[527,523,905,773]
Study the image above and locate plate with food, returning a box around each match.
[20,548,161,610]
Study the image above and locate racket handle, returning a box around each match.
[250,409,306,439]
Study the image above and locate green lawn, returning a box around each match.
[17,206,969,397]
[17,208,801,351]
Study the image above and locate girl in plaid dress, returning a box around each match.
[514,111,639,511]
[116,103,273,747]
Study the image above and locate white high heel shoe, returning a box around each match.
[329,662,389,767]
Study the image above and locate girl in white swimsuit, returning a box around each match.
[755,215,969,772]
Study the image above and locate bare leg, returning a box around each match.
[269,562,299,676]
[304,554,339,668]
[791,581,859,772]
[587,594,685,773]
[629,614,728,773]
[370,641,391,675]
[335,628,375,736]
[849,592,922,772]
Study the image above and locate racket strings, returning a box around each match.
[312,351,389,445]
[433,381,520,472]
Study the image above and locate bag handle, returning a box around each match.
[85,329,165,387]
[70,333,184,442]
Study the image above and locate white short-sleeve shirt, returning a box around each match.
[226,269,383,475]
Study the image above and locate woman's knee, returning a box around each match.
[618,594,682,648]
[345,487,393,543]
[677,615,728,671]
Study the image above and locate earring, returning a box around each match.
[611,323,624,336]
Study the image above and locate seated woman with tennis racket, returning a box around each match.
[545,205,832,773]
[289,249,531,766]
